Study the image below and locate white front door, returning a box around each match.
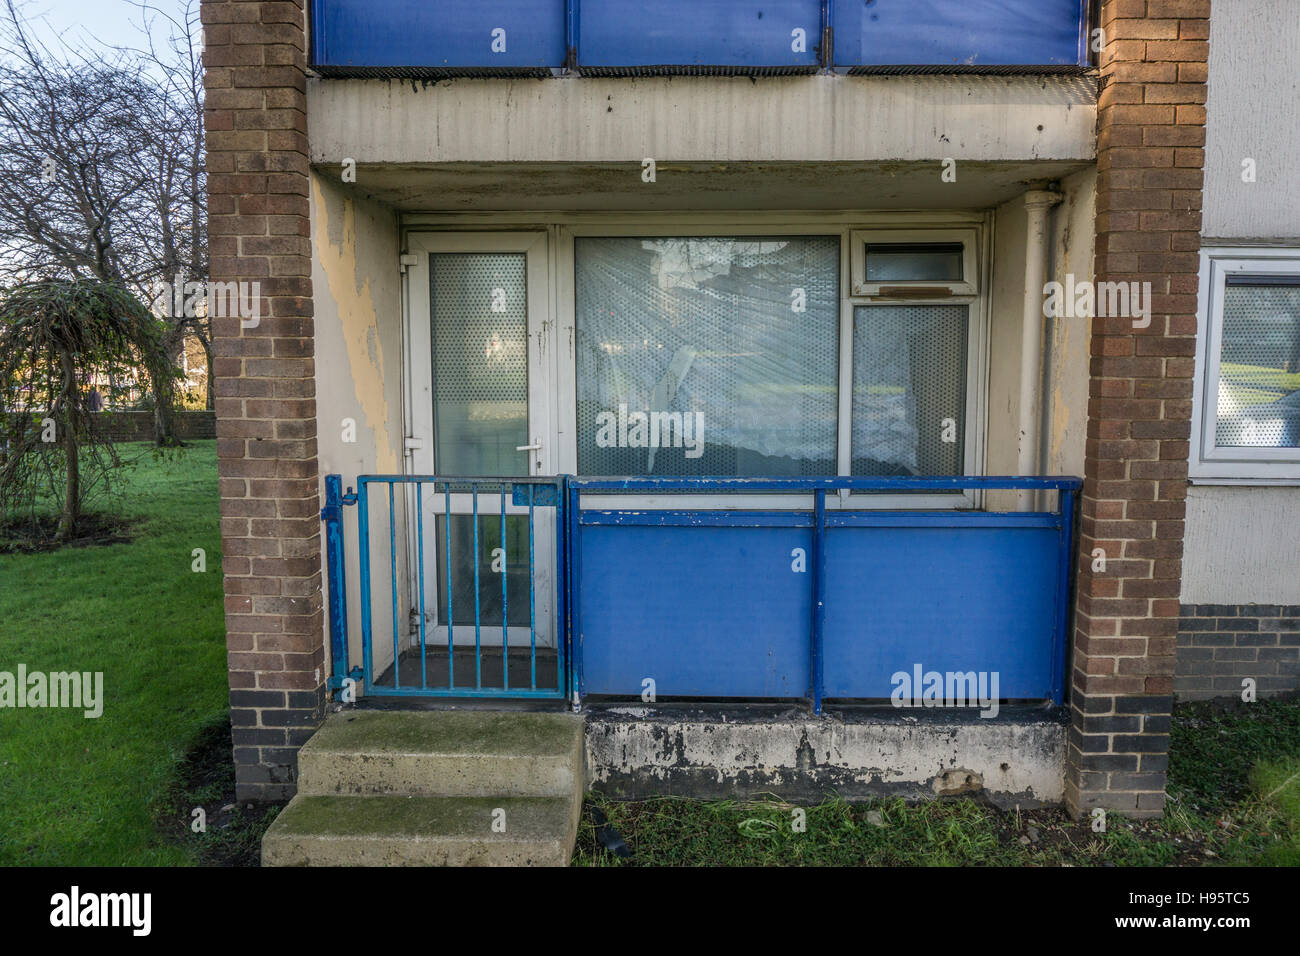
[404,233,559,659]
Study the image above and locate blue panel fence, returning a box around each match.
[311,0,567,74]
[833,0,1092,70]
[323,474,1081,712]
[309,1,1091,74]
[566,476,1080,712]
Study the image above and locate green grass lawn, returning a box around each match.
[574,698,1300,867]
[0,441,228,865]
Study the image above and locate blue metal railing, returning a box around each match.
[565,475,1081,713]
[324,474,1080,711]
[322,475,567,699]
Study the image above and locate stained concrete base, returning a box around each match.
[583,704,1067,809]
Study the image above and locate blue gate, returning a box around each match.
[323,474,1079,710]
[322,475,568,699]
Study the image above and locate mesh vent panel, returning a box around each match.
[431,253,529,476]
[851,304,968,476]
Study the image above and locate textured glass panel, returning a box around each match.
[865,243,963,282]
[852,304,967,476]
[431,253,528,475]
[434,514,531,627]
[1215,281,1300,449]
[575,236,839,476]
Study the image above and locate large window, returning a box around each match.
[1192,248,1300,482]
[575,236,840,476]
[571,229,981,485]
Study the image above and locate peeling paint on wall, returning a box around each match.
[312,176,400,473]
[584,706,1066,807]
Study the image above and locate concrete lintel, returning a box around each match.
[312,159,1092,212]
[308,73,1096,167]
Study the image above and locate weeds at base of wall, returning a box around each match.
[153,719,284,867]
[576,696,1300,867]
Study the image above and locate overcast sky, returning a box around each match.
[22,0,189,54]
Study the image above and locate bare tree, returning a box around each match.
[0,0,208,442]
[0,279,173,541]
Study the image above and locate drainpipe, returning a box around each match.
[1018,190,1063,509]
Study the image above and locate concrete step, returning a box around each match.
[262,794,578,867]
[296,710,584,798]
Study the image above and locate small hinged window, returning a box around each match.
[850,229,978,297]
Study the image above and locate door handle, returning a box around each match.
[516,439,542,452]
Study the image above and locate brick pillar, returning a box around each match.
[202,0,324,801]
[1065,0,1209,819]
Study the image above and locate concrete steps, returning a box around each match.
[263,711,584,867]
[262,795,578,866]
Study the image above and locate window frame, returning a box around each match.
[850,227,980,297]
[404,214,991,510]
[845,227,986,510]
[1191,246,1300,484]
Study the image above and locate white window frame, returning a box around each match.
[846,227,986,509]
[850,227,980,297]
[400,212,991,510]
[1190,246,1300,484]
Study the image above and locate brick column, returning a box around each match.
[202,0,324,801]
[1065,0,1209,819]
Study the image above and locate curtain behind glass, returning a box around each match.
[851,304,968,476]
[575,236,839,476]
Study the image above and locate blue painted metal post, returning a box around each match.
[1051,486,1078,706]
[321,475,350,689]
[821,0,833,70]
[528,487,537,689]
[500,484,509,690]
[565,0,579,71]
[445,483,454,689]
[566,478,581,709]
[415,483,428,689]
[388,483,400,689]
[472,482,482,688]
[357,480,374,690]
[811,487,827,715]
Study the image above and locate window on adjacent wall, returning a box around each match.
[1192,248,1300,482]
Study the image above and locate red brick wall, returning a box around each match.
[202,0,324,801]
[1066,0,1209,819]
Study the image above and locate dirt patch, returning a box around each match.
[0,512,135,553]
[986,804,1219,866]
[154,720,285,867]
